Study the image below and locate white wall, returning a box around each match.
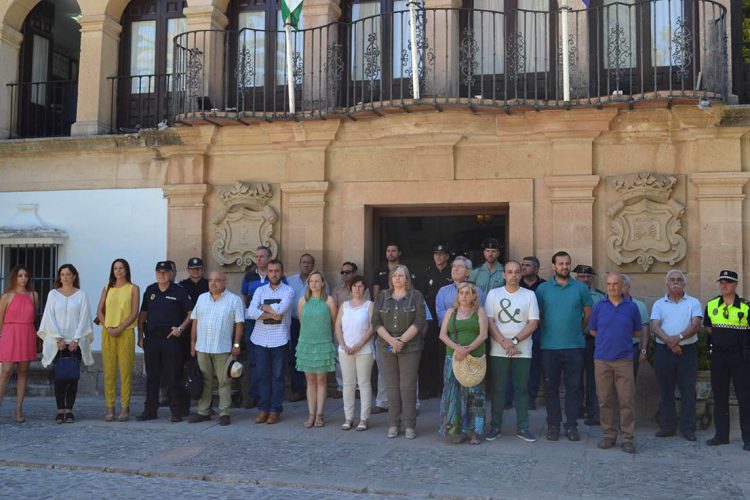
[0,188,168,351]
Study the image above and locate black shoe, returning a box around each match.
[64,412,75,423]
[243,398,258,409]
[219,415,230,426]
[743,443,750,452]
[655,429,676,438]
[547,426,560,441]
[706,436,729,446]
[566,427,581,442]
[188,413,211,423]
[683,431,697,442]
[170,415,182,423]
[159,397,170,408]
[331,390,343,399]
[55,413,65,424]
[504,402,513,410]
[288,392,306,403]
[528,401,537,411]
[584,418,600,426]
[136,413,158,422]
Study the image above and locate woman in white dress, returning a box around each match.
[38,264,94,423]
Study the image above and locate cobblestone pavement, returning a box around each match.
[0,396,748,499]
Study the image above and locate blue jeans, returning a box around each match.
[252,341,288,414]
[655,343,697,434]
[542,348,584,429]
[245,320,258,400]
[289,318,306,393]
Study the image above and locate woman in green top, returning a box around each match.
[296,271,337,428]
[438,282,488,444]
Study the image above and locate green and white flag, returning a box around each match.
[281,0,303,29]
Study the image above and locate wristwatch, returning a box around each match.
[177,326,183,333]
[511,336,519,345]
[640,349,647,355]
[233,343,240,348]
[678,334,684,341]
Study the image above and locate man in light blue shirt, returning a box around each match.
[188,271,244,426]
[246,259,295,424]
[436,256,486,324]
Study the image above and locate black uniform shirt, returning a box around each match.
[420,264,452,318]
[140,282,191,330]
[179,277,209,308]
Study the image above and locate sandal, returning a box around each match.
[469,432,481,445]
[55,413,65,424]
[15,412,25,424]
[356,420,368,431]
[314,414,325,428]
[105,407,115,422]
[118,407,130,422]
[341,419,353,431]
[303,414,315,429]
[387,426,399,438]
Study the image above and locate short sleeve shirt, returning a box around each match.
[535,278,593,350]
[485,286,539,358]
[650,293,703,346]
[589,297,642,361]
[140,283,191,329]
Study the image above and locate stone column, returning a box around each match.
[71,14,122,136]
[425,0,461,98]
[182,6,229,114]
[544,175,600,265]
[163,183,209,268]
[280,181,329,269]
[0,24,23,138]
[691,172,750,297]
[299,1,342,111]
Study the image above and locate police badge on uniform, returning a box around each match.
[150,294,156,300]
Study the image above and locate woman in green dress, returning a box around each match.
[296,271,337,428]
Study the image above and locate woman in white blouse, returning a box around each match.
[334,275,375,431]
[37,264,94,423]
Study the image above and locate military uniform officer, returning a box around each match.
[704,270,750,451]
[418,244,453,398]
[137,261,192,422]
[573,264,605,425]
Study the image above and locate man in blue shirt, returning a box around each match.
[589,272,642,454]
[535,251,593,442]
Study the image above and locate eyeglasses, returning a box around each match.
[340,270,354,275]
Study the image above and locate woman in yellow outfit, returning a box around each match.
[97,258,140,422]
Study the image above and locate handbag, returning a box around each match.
[449,310,486,388]
[182,357,204,400]
[54,354,81,382]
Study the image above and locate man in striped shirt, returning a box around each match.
[246,259,295,424]
[188,271,244,426]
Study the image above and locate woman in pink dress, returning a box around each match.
[0,265,40,423]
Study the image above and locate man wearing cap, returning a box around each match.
[469,238,505,295]
[189,271,244,426]
[418,244,453,399]
[703,270,750,451]
[520,256,546,410]
[588,272,642,454]
[287,254,330,402]
[535,251,593,442]
[137,261,192,422]
[179,258,209,309]
[246,259,295,424]
[650,269,702,441]
[574,264,605,426]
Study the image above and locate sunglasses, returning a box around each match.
[340,270,354,275]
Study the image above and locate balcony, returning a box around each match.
[6,80,78,138]
[152,1,728,127]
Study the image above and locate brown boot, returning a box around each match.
[266,412,280,424]
[255,411,269,424]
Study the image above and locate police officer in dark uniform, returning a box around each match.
[418,244,452,398]
[179,257,209,308]
[704,270,750,451]
[137,261,192,422]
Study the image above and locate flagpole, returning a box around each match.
[407,0,420,100]
[285,21,296,114]
[561,0,570,103]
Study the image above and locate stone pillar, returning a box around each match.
[163,183,209,268]
[425,0,461,98]
[300,1,343,110]
[71,14,122,136]
[182,6,229,114]
[691,172,750,298]
[544,175,600,265]
[0,24,23,138]
[280,181,329,269]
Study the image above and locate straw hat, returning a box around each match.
[452,354,486,388]
[225,357,244,379]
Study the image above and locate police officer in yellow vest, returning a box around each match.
[703,270,750,452]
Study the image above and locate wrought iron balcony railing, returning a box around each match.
[6,80,78,138]
[107,74,176,133]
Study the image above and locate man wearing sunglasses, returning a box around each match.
[650,269,703,441]
[703,270,750,451]
[333,262,370,307]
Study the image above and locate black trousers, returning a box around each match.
[711,348,750,444]
[143,333,185,416]
[54,349,81,410]
[418,322,444,397]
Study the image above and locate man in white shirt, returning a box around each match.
[246,259,295,425]
[188,271,244,426]
[484,260,540,443]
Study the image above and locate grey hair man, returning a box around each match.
[436,256,486,325]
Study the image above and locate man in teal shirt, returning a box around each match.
[469,238,505,294]
[535,251,593,442]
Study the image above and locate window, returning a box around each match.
[0,244,59,322]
